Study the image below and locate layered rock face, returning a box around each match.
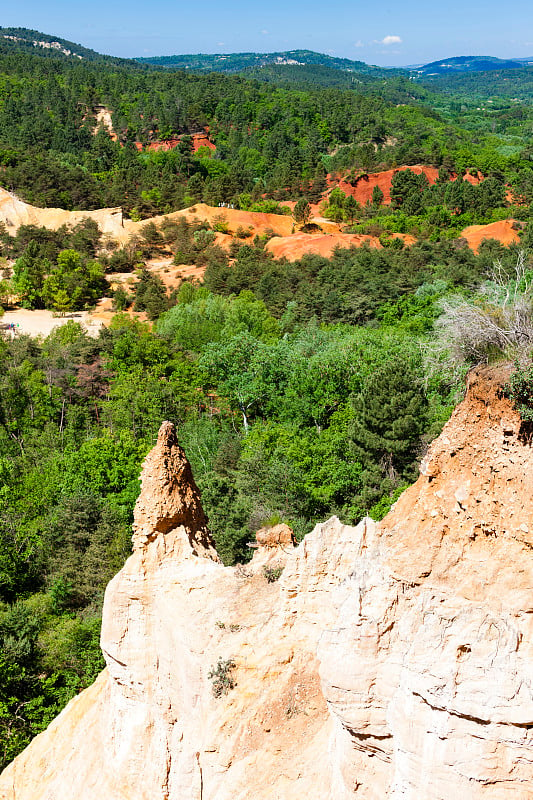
[1,366,532,799]
[320,365,533,799]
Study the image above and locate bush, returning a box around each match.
[112,287,133,311]
[211,214,229,234]
[437,252,533,364]
[235,226,253,239]
[208,657,236,697]
[262,564,284,583]
[249,200,291,215]
[504,361,533,421]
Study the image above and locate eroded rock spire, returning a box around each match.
[132,420,219,561]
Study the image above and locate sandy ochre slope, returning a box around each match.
[0,185,522,259]
[266,231,416,261]
[460,219,522,253]
[0,187,125,239]
[1,365,532,799]
[0,188,294,243]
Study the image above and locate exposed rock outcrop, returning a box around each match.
[265,231,416,261]
[1,366,533,799]
[131,420,219,560]
[0,187,125,238]
[328,164,483,206]
[320,364,533,799]
[255,522,296,549]
[0,191,293,245]
[460,218,522,253]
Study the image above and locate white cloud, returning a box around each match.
[261,29,269,35]
[380,35,402,46]
[354,40,364,48]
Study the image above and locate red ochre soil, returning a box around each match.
[327,165,483,206]
[133,132,216,153]
[265,231,415,261]
[459,219,522,253]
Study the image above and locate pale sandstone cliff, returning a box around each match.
[1,365,532,799]
[0,187,126,239]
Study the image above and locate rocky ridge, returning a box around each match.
[0,365,532,799]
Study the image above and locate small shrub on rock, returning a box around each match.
[208,658,236,697]
[262,564,284,583]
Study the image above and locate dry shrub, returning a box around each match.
[436,252,533,365]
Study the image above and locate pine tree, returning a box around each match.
[133,269,168,320]
[294,198,311,226]
[350,359,428,506]
[371,185,384,207]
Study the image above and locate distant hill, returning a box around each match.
[2,32,530,82]
[136,49,384,75]
[418,55,523,75]
[0,27,139,66]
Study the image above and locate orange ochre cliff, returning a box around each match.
[1,366,532,799]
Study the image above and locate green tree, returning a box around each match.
[390,170,428,213]
[349,358,428,508]
[372,185,384,207]
[294,198,311,226]
[11,242,48,309]
[200,332,271,431]
[345,195,360,223]
[51,289,72,315]
[42,250,106,311]
[133,270,169,320]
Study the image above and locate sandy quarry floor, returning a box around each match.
[1,309,105,339]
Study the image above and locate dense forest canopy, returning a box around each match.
[1,28,533,769]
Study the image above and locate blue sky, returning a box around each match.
[3,0,533,66]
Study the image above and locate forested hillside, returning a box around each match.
[0,26,139,65]
[1,29,533,769]
[2,32,531,217]
[136,49,383,73]
[417,55,523,75]
[0,46,419,213]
